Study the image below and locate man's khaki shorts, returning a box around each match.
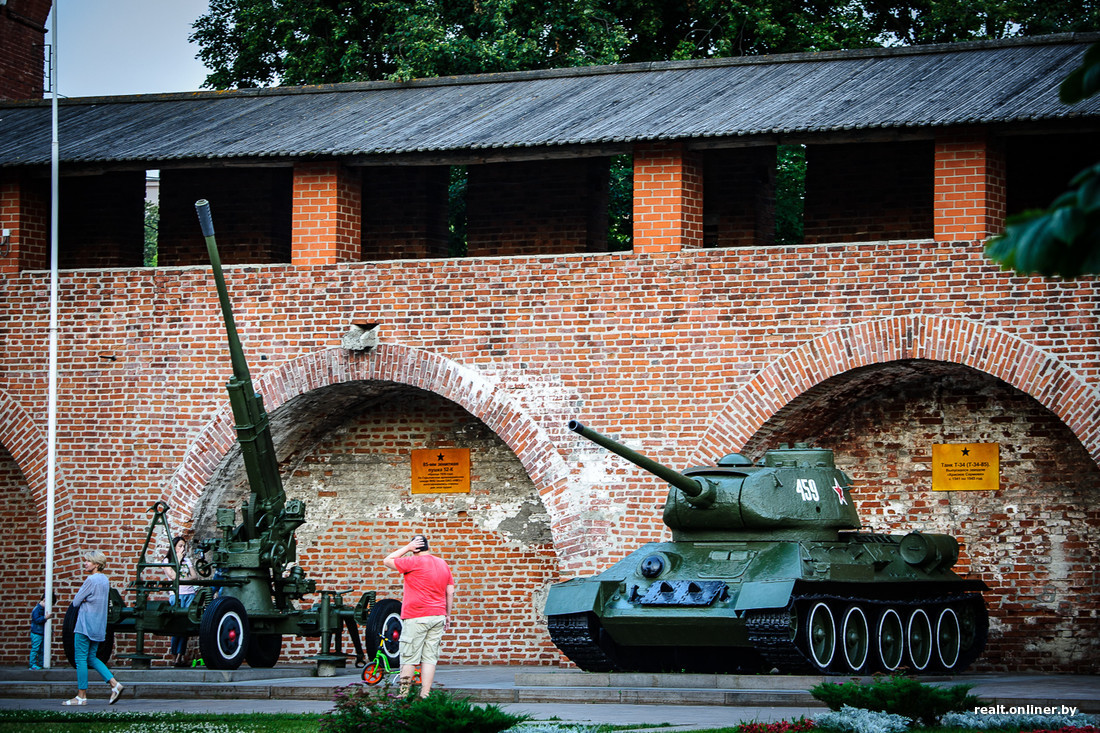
[400,615,446,665]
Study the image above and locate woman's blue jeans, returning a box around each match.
[170,593,195,657]
[74,632,113,690]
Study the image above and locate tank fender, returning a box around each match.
[544,577,622,617]
[733,579,796,611]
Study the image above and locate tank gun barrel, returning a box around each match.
[568,420,704,497]
[196,200,287,534]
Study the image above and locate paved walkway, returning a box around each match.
[0,665,1096,731]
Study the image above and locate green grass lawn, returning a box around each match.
[0,711,321,732]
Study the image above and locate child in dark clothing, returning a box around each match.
[29,596,52,670]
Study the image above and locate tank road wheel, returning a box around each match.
[955,598,989,670]
[803,602,836,671]
[906,608,933,671]
[838,605,870,673]
[366,598,404,666]
[246,634,283,668]
[199,597,250,670]
[61,603,114,668]
[935,608,961,671]
[874,608,904,672]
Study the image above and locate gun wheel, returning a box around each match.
[366,598,404,665]
[199,597,250,670]
[61,603,114,668]
[246,634,282,668]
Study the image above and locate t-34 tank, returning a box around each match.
[545,420,988,675]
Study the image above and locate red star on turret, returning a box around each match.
[833,478,848,505]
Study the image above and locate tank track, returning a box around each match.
[746,589,987,675]
[546,613,621,672]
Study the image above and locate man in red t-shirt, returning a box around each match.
[383,534,455,696]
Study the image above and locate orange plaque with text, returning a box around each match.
[932,443,999,491]
[411,448,471,494]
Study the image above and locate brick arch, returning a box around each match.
[696,315,1100,468]
[167,343,575,540]
[0,388,50,519]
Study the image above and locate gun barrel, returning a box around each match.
[568,420,703,497]
[196,199,286,524]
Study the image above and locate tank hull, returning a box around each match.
[545,537,988,675]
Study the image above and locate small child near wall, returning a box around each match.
[29,596,52,670]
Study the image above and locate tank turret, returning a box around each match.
[569,420,860,540]
[546,421,988,676]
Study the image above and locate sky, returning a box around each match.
[43,0,213,98]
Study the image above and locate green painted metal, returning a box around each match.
[88,201,384,671]
[545,421,988,675]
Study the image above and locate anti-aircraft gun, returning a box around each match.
[62,201,403,673]
[545,420,988,675]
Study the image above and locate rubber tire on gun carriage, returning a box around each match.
[245,633,283,668]
[61,603,115,667]
[199,596,250,670]
[365,598,404,666]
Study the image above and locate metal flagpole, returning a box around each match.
[43,0,60,669]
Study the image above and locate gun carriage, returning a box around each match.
[62,200,401,672]
[545,420,988,675]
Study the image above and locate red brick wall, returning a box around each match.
[362,167,450,260]
[292,163,361,266]
[1,173,49,273]
[633,142,703,253]
[158,169,293,266]
[0,0,51,101]
[0,238,1096,672]
[262,392,560,664]
[804,141,934,243]
[58,172,146,268]
[466,159,609,256]
[935,131,1006,241]
[703,147,776,248]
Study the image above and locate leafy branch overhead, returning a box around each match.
[190,0,1100,87]
[985,43,1100,278]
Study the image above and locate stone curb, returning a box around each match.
[0,681,823,708]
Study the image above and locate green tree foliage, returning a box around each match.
[985,43,1100,277]
[775,145,806,246]
[193,0,1098,88]
[192,0,628,85]
[143,200,159,267]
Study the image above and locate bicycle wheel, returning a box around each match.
[361,661,385,685]
[388,668,421,686]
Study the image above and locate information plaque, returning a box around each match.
[411,448,471,494]
[932,443,999,491]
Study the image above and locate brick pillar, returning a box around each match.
[0,0,52,101]
[291,162,362,265]
[0,174,48,273]
[934,131,1006,242]
[632,142,704,254]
